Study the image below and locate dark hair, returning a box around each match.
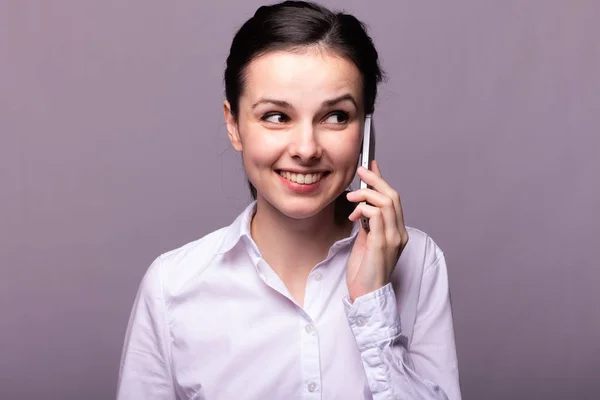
[224,1,385,222]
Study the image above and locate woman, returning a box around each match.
[117,1,461,399]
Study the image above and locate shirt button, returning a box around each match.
[305,324,315,335]
[313,272,324,281]
[307,382,318,392]
[355,317,366,327]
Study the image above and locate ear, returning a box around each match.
[224,100,243,152]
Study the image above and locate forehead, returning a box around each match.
[242,49,363,106]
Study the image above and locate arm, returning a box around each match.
[409,256,461,400]
[116,257,177,400]
[345,162,461,399]
[344,281,452,400]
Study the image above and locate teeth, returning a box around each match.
[279,171,323,184]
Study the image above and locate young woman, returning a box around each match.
[117,2,461,399]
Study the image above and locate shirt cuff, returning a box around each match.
[343,283,402,351]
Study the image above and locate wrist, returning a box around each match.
[349,281,388,303]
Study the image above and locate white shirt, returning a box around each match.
[117,202,461,400]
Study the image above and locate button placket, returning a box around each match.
[300,269,325,398]
[300,316,321,398]
[303,269,324,321]
[305,323,316,335]
[301,341,322,396]
[307,381,319,392]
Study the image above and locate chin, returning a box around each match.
[260,193,337,221]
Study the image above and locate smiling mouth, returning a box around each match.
[276,170,330,185]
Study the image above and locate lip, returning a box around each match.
[275,170,329,194]
[276,169,329,174]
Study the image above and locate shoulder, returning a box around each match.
[159,226,229,267]
[390,227,452,339]
[141,226,231,297]
[402,226,446,272]
[390,226,448,302]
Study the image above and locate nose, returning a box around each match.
[288,122,322,162]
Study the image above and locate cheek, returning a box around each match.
[326,134,361,165]
[240,129,283,167]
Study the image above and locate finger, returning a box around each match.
[347,188,401,246]
[371,159,382,178]
[357,164,395,198]
[348,203,386,245]
[356,165,406,230]
[356,163,409,258]
[346,187,390,208]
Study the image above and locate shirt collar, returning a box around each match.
[215,201,361,256]
[215,201,257,255]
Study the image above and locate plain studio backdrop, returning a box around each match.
[1,1,599,399]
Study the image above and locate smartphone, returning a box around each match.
[359,114,375,231]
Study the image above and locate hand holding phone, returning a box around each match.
[345,114,410,304]
[359,114,375,231]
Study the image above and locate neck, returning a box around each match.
[250,197,352,279]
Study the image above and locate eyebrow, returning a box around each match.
[251,93,358,110]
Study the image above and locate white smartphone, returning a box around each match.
[359,114,375,231]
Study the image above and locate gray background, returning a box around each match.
[1,1,599,399]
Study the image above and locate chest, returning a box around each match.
[168,282,371,400]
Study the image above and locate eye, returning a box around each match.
[324,111,350,125]
[261,112,290,124]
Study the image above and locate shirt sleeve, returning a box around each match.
[344,256,460,399]
[116,257,177,400]
[410,256,461,399]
